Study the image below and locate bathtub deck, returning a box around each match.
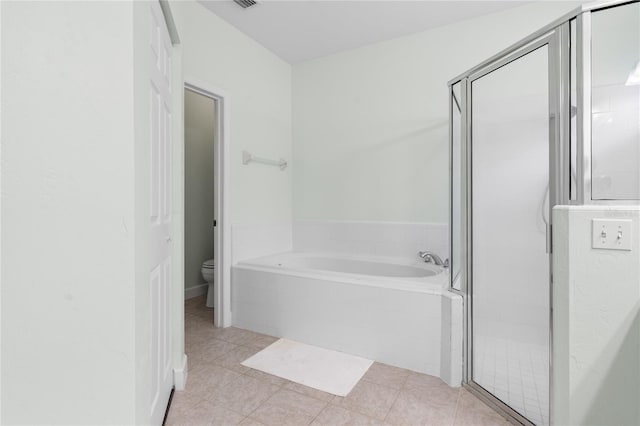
[166,295,508,426]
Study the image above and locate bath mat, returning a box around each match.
[241,339,373,396]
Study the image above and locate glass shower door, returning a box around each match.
[470,44,552,425]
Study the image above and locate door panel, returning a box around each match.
[149,2,173,424]
[471,46,551,425]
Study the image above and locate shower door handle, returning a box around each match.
[546,224,552,254]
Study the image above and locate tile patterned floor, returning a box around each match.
[474,335,549,425]
[166,296,510,426]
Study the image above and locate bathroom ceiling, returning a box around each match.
[199,1,531,63]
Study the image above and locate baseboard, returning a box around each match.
[173,354,188,391]
[185,283,208,300]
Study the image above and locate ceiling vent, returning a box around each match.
[233,0,258,9]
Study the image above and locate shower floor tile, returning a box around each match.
[473,335,549,425]
[168,295,510,426]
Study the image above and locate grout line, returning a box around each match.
[231,378,281,423]
[215,403,249,423]
[283,381,334,403]
[244,390,277,420]
[398,372,411,390]
[307,399,330,425]
[360,376,406,392]
[241,367,331,425]
[452,387,463,425]
[381,386,402,423]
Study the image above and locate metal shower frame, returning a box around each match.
[448,1,639,424]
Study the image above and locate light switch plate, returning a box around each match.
[592,219,632,251]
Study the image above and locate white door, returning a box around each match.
[149,2,173,424]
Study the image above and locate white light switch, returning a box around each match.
[592,219,632,251]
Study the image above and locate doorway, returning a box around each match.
[184,88,217,323]
[182,83,228,328]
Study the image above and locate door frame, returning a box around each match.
[462,28,568,426]
[180,79,232,329]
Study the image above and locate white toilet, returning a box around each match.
[201,259,215,308]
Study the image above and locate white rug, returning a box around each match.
[241,339,373,396]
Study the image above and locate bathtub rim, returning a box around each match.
[235,251,449,295]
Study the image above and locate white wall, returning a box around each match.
[1,2,137,423]
[171,1,293,262]
[553,206,640,425]
[184,90,215,293]
[292,1,583,226]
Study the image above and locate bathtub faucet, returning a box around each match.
[418,251,449,268]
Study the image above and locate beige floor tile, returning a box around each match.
[214,345,262,374]
[405,382,461,407]
[362,363,411,390]
[312,405,381,425]
[175,400,246,426]
[404,372,449,390]
[249,334,279,350]
[185,302,209,313]
[453,390,509,426]
[165,401,196,426]
[283,382,336,403]
[385,385,460,426]
[238,418,267,426]
[456,389,492,411]
[211,374,281,416]
[245,368,290,387]
[186,365,244,400]
[248,405,315,426]
[185,294,207,305]
[169,389,206,414]
[187,324,221,345]
[190,339,240,366]
[165,409,191,426]
[268,389,327,416]
[185,305,214,323]
[249,389,327,426]
[184,306,207,318]
[453,409,510,426]
[385,395,454,425]
[192,310,214,321]
[332,380,399,421]
[215,327,264,346]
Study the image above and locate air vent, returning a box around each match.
[233,0,258,8]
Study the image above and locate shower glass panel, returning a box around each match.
[591,2,640,200]
[451,81,464,289]
[471,46,550,425]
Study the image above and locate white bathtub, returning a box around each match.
[231,252,463,385]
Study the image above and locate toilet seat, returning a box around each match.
[202,259,215,269]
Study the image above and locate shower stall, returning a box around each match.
[449,1,640,425]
